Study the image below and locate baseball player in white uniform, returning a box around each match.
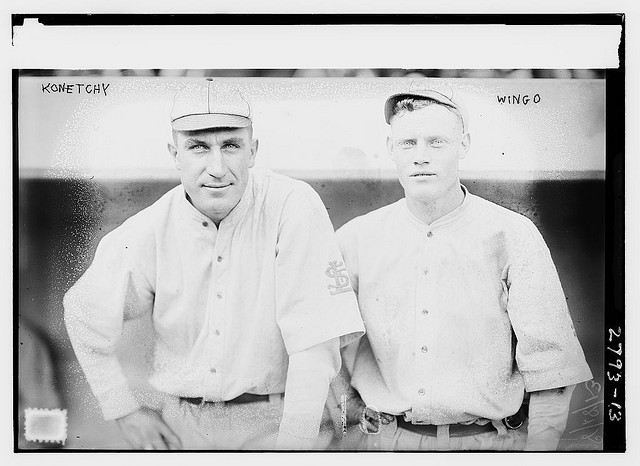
[64,79,365,450]
[331,83,593,451]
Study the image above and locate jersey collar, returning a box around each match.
[177,171,256,228]
[401,184,472,232]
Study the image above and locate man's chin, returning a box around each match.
[405,184,441,201]
[202,197,245,221]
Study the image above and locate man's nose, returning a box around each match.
[413,140,432,164]
[206,150,227,177]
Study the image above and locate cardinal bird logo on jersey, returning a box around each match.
[326,260,351,295]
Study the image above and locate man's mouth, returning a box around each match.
[410,172,436,178]
[203,183,232,189]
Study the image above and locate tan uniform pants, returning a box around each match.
[355,418,527,451]
[161,395,284,450]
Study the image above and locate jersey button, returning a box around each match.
[202,221,209,227]
[216,292,223,299]
[217,256,223,262]
[426,231,433,238]
[210,368,217,374]
[421,345,428,353]
[215,329,220,336]
[418,388,426,396]
[422,268,429,275]
[421,309,429,316]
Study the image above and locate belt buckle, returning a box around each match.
[502,415,524,430]
[359,405,381,435]
[410,417,430,425]
[200,397,225,407]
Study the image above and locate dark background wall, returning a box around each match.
[17,175,605,450]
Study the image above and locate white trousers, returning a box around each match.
[161,395,284,450]
[356,418,528,451]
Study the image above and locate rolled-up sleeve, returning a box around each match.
[275,183,365,355]
[63,227,154,420]
[506,220,593,392]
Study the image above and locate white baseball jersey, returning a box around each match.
[64,169,365,421]
[336,185,592,425]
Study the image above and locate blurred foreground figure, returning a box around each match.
[18,320,64,449]
[64,79,364,450]
[332,83,593,451]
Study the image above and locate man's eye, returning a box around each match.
[430,139,446,147]
[397,140,415,149]
[220,144,240,154]
[189,144,208,152]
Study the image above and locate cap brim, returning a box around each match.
[171,113,251,131]
[384,91,461,125]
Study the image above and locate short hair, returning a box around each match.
[172,125,254,145]
[390,97,464,132]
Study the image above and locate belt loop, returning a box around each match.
[436,425,450,450]
[492,420,508,437]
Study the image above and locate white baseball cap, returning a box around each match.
[170,78,252,131]
[384,81,468,132]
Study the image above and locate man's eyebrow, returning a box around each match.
[183,137,209,146]
[220,136,245,145]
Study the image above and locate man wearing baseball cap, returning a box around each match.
[64,78,365,450]
[332,82,592,450]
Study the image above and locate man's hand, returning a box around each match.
[115,407,182,450]
[343,395,394,434]
[341,392,365,426]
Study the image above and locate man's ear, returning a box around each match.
[248,138,259,168]
[167,143,181,170]
[386,136,394,158]
[458,133,471,160]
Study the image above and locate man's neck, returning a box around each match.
[406,184,465,226]
[207,206,235,227]
[184,193,235,227]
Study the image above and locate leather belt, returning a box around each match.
[396,416,497,438]
[181,393,278,406]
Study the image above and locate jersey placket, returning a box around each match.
[411,227,438,423]
[205,222,229,399]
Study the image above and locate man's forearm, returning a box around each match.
[525,385,576,451]
[64,290,140,420]
[276,338,341,448]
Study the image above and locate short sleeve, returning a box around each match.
[506,220,593,392]
[335,220,360,295]
[275,183,365,355]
